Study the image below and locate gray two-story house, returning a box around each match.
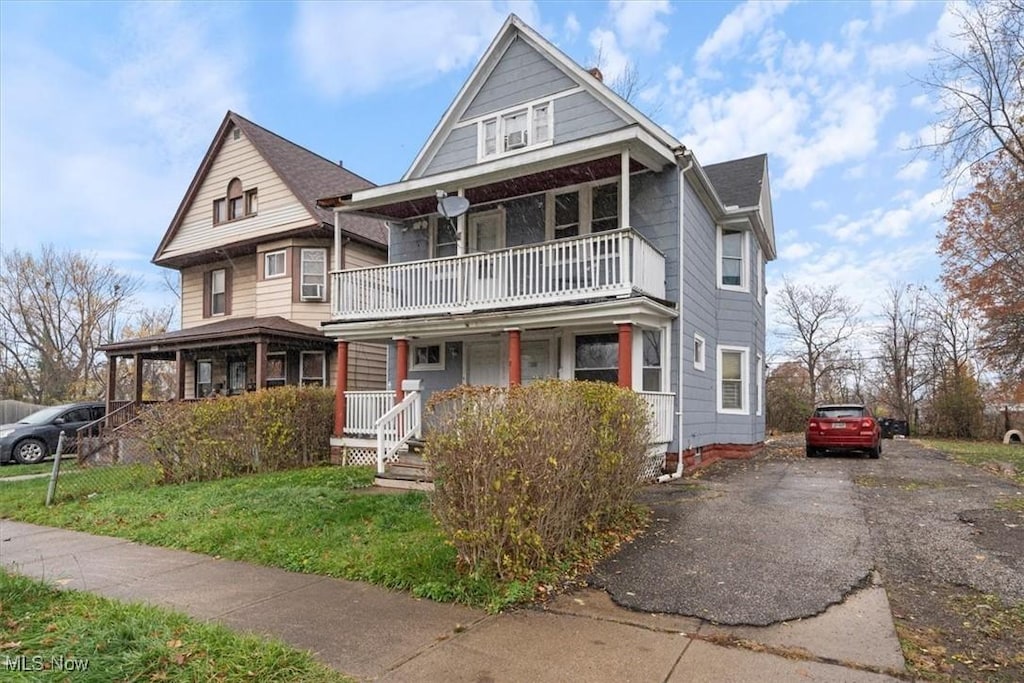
[320,15,775,477]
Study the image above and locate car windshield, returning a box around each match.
[17,405,68,425]
[814,407,866,419]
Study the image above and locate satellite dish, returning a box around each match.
[437,194,470,219]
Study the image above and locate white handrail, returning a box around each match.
[374,391,422,474]
[332,229,665,320]
[345,390,396,436]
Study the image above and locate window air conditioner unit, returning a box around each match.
[301,284,324,300]
[505,130,527,149]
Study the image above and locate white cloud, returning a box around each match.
[609,0,671,51]
[564,13,581,40]
[290,1,537,98]
[870,0,917,30]
[588,28,629,83]
[695,0,792,68]
[779,242,815,260]
[866,42,932,73]
[895,159,928,181]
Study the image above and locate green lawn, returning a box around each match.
[0,465,527,611]
[919,439,1024,486]
[0,459,78,478]
[0,570,350,682]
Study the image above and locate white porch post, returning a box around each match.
[620,149,631,228]
[333,208,344,271]
[456,188,467,256]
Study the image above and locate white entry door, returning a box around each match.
[521,340,553,384]
[466,341,503,386]
[467,210,506,300]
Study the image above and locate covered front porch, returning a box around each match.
[327,298,677,480]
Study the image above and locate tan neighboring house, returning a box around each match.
[101,111,387,417]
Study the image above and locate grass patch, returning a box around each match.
[0,570,350,682]
[0,465,638,612]
[0,460,78,478]
[918,439,1024,485]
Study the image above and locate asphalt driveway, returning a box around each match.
[591,437,1024,629]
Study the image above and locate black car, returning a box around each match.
[0,402,105,465]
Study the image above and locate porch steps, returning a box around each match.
[374,450,434,491]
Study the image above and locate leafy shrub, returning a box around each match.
[125,386,333,484]
[425,380,652,581]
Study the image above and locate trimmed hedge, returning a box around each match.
[125,386,333,484]
[425,380,652,581]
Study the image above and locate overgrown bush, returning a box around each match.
[425,380,652,581]
[125,386,333,484]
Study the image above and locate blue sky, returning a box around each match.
[0,1,958,358]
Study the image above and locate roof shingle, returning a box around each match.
[703,154,767,209]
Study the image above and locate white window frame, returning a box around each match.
[410,342,445,371]
[196,359,213,397]
[756,352,764,416]
[543,178,619,240]
[299,351,326,386]
[717,345,750,415]
[755,246,764,305]
[641,328,663,392]
[693,333,706,371]
[300,248,327,301]
[717,227,749,292]
[477,98,554,161]
[264,250,287,279]
[210,268,226,316]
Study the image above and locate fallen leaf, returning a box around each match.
[166,639,183,648]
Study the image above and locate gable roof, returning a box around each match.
[403,14,681,181]
[703,154,767,208]
[153,111,386,265]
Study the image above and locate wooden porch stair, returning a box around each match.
[374,438,434,491]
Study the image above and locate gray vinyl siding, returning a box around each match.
[388,221,428,264]
[386,341,463,405]
[461,37,575,121]
[680,177,719,450]
[423,125,477,176]
[553,91,626,145]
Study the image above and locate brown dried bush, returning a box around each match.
[425,380,651,580]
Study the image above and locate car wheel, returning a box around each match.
[806,446,818,458]
[14,438,48,465]
[868,446,880,459]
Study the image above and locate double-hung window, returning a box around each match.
[264,250,286,279]
[209,268,226,316]
[478,100,553,160]
[718,346,749,414]
[300,248,326,301]
[719,228,746,289]
[642,330,662,391]
[300,351,325,386]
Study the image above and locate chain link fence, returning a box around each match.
[37,430,162,505]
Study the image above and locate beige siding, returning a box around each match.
[343,240,387,269]
[349,342,387,389]
[180,255,257,329]
[161,128,316,260]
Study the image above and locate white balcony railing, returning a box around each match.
[332,228,665,320]
[345,390,396,436]
[638,391,675,444]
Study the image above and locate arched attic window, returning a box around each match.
[227,178,243,220]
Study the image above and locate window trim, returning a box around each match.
[573,332,619,384]
[263,249,287,279]
[717,227,749,292]
[266,352,287,386]
[755,246,764,305]
[208,267,227,317]
[213,178,257,225]
[299,248,327,302]
[717,345,750,415]
[756,352,764,417]
[410,343,445,372]
[299,351,326,386]
[477,98,554,161]
[641,328,663,392]
[195,359,213,398]
[544,178,619,240]
[693,333,706,372]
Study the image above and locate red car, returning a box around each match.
[806,404,882,459]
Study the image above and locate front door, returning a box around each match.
[228,359,247,395]
[467,210,506,300]
[466,341,503,386]
[521,340,554,384]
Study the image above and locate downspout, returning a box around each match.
[658,147,693,483]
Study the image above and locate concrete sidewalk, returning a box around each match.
[1,520,905,682]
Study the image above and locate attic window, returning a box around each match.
[232,128,241,141]
[478,99,553,160]
[214,178,257,224]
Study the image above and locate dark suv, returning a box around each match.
[806,404,882,459]
[0,402,105,465]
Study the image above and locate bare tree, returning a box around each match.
[0,246,139,403]
[775,278,861,407]
[874,283,932,427]
[916,0,1023,179]
[922,291,986,437]
[115,304,178,400]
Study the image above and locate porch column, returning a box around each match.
[506,328,521,386]
[175,351,186,400]
[255,341,266,390]
[620,149,631,228]
[394,338,409,403]
[106,354,117,413]
[333,340,349,436]
[456,188,466,256]
[133,353,144,403]
[616,322,633,389]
